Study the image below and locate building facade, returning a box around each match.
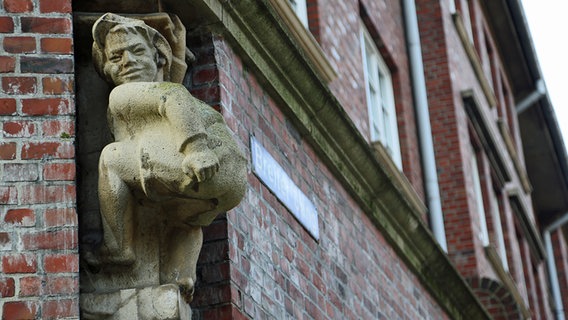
[1,0,567,319]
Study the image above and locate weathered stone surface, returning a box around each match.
[81,284,191,320]
[80,13,246,319]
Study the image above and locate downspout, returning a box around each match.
[516,79,546,114]
[402,0,448,251]
[543,213,568,320]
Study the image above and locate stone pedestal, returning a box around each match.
[81,284,191,320]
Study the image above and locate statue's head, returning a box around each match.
[92,13,173,85]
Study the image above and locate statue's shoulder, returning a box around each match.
[153,82,186,91]
[111,82,187,95]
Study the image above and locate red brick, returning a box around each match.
[45,276,78,295]
[22,98,72,115]
[2,163,39,182]
[2,77,37,94]
[5,208,36,226]
[0,98,16,114]
[45,207,77,227]
[22,230,77,250]
[42,119,75,137]
[189,85,220,104]
[3,121,35,137]
[3,36,36,54]
[19,276,42,296]
[40,0,72,13]
[0,142,16,159]
[193,68,219,85]
[2,254,37,273]
[21,17,71,34]
[0,186,17,204]
[42,299,78,319]
[2,301,39,320]
[0,56,15,72]
[43,162,75,181]
[21,141,74,159]
[19,184,75,205]
[41,37,73,54]
[202,304,233,319]
[21,56,74,74]
[44,254,79,273]
[0,232,9,248]
[3,0,33,13]
[0,277,15,297]
[42,77,74,94]
[0,16,14,33]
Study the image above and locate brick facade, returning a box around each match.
[417,0,559,318]
[0,0,78,318]
[186,32,450,320]
[1,0,566,319]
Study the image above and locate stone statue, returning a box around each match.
[80,13,246,319]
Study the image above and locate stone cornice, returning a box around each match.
[166,0,491,318]
[265,0,337,83]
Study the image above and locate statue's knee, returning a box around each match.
[100,144,120,165]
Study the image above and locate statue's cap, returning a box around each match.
[92,13,174,81]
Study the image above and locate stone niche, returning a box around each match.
[74,8,246,320]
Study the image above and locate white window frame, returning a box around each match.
[489,189,509,271]
[287,0,309,28]
[458,0,474,43]
[471,152,490,247]
[360,24,402,168]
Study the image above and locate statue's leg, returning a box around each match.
[98,143,137,265]
[159,224,202,303]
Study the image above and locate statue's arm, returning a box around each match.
[109,82,219,183]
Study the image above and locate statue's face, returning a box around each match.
[103,30,159,85]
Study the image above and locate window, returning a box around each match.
[287,0,308,27]
[361,25,402,168]
[489,189,509,270]
[471,150,490,246]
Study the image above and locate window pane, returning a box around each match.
[471,153,489,246]
[361,23,402,168]
[288,0,308,27]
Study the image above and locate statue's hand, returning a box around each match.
[182,151,220,184]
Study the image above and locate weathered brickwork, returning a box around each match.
[417,0,479,277]
[187,30,450,319]
[0,0,78,318]
[311,0,425,203]
[0,0,562,318]
[417,0,555,318]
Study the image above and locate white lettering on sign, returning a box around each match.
[251,136,319,240]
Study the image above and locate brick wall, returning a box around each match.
[187,27,451,319]
[416,0,481,277]
[312,0,425,202]
[417,0,555,318]
[0,0,78,318]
